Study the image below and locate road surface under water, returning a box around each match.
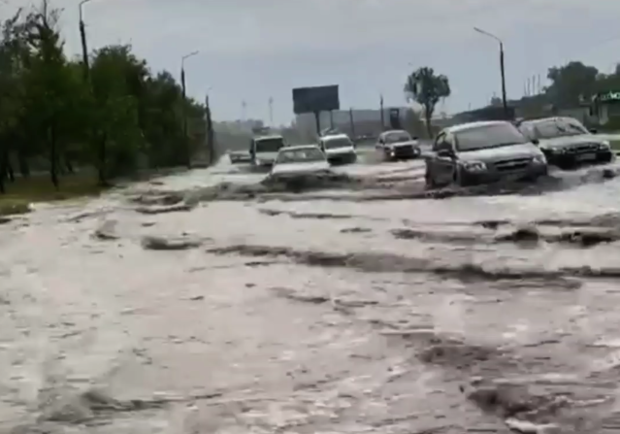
[3,151,620,433]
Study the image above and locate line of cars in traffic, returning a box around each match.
[424,116,615,188]
[229,115,615,187]
[228,128,424,180]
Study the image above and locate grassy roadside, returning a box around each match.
[0,173,108,217]
[0,164,201,217]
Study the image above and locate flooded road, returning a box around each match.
[4,154,620,433]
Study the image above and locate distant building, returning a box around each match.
[294,108,410,139]
[590,90,620,125]
[217,119,264,134]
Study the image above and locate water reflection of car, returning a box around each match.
[270,145,331,180]
[376,130,421,161]
[250,134,286,167]
[425,120,548,188]
[516,117,613,169]
[318,133,357,164]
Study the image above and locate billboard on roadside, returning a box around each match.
[292,85,340,114]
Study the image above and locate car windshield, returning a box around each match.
[324,137,352,149]
[384,131,411,143]
[530,119,588,139]
[255,137,285,153]
[455,123,528,152]
[276,148,325,164]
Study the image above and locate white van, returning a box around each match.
[249,135,286,167]
[318,133,357,164]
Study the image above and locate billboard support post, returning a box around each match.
[314,111,321,137]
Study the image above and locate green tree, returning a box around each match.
[404,66,451,138]
[90,45,145,178]
[0,0,210,196]
[20,0,78,188]
[545,61,599,108]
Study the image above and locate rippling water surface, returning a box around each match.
[4,153,620,433]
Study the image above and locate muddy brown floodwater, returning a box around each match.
[4,154,620,433]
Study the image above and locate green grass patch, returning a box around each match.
[0,172,109,216]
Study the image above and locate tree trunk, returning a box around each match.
[65,154,74,174]
[424,107,433,140]
[0,149,7,194]
[50,120,59,190]
[98,131,108,187]
[17,150,30,178]
[6,158,14,182]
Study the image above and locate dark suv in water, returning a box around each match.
[425,121,548,188]
[516,117,613,169]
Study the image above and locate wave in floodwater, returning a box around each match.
[121,163,620,207]
[6,159,620,433]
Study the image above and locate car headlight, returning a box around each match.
[599,141,610,150]
[462,161,487,172]
[533,154,547,164]
[547,147,567,154]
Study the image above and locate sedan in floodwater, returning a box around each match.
[318,133,357,165]
[269,145,331,180]
[425,120,548,188]
[376,130,421,161]
[516,116,614,169]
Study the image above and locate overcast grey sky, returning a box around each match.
[3,0,620,124]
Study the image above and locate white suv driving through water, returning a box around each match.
[249,134,286,167]
[318,133,357,165]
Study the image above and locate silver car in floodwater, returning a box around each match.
[270,145,331,180]
[376,129,421,161]
[425,121,548,188]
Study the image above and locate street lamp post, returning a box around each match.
[180,50,199,168]
[79,0,111,186]
[474,27,508,119]
[78,0,93,80]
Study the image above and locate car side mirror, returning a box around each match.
[589,128,598,134]
[531,138,539,145]
[412,136,419,140]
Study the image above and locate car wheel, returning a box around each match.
[453,166,466,187]
[425,172,436,189]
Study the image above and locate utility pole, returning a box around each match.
[205,93,215,165]
[474,27,508,119]
[380,94,385,129]
[78,0,110,186]
[268,97,273,126]
[241,100,247,121]
[78,0,91,81]
[181,50,199,168]
[329,110,334,129]
[349,108,355,138]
